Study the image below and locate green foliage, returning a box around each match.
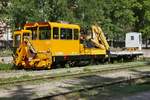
[1,0,150,41]
[9,0,37,28]
[0,0,9,23]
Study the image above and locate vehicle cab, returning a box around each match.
[13,30,32,52]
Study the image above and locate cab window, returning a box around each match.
[60,28,72,39]
[53,27,59,39]
[14,34,21,47]
[74,29,79,40]
[23,33,30,40]
[39,27,51,40]
[26,27,37,40]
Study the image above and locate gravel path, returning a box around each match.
[0,66,150,99]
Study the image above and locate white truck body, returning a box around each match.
[125,32,142,50]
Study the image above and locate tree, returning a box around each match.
[6,0,150,46]
[9,0,76,29]
[102,0,139,40]
[9,0,38,29]
[0,0,9,23]
[138,0,150,48]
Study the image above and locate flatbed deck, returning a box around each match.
[110,50,143,56]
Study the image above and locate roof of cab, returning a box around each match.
[14,30,32,35]
[24,22,80,29]
[48,22,80,29]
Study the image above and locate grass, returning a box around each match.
[0,48,13,70]
[110,83,150,95]
[0,63,14,70]
[83,68,92,72]
[91,82,150,99]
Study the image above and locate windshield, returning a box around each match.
[23,32,31,40]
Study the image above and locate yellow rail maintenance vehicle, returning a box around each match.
[13,21,110,69]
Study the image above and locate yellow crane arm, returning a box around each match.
[91,25,110,50]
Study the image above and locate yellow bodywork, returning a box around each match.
[30,40,80,56]
[13,22,109,69]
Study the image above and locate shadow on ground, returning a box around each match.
[0,85,34,100]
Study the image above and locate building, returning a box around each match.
[0,21,12,48]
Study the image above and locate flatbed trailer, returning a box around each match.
[109,51,143,62]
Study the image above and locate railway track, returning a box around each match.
[34,74,150,100]
[0,62,148,86]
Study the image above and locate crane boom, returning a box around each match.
[91,25,109,51]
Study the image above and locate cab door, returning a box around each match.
[13,30,32,53]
